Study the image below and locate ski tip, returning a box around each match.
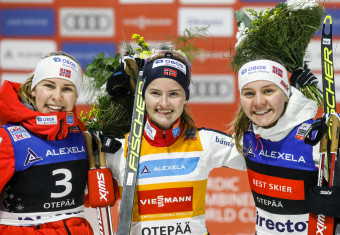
[323,15,332,25]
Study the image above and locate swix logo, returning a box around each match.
[97,172,109,201]
[316,214,327,234]
[320,190,332,195]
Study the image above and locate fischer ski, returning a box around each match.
[117,59,145,235]
[308,15,340,235]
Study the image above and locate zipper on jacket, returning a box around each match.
[56,119,63,140]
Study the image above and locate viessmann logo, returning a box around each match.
[138,187,193,215]
[123,16,172,30]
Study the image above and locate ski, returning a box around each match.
[308,15,340,235]
[117,62,145,235]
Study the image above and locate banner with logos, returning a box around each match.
[1,0,339,234]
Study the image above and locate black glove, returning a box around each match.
[106,63,131,98]
[290,63,318,89]
[306,185,340,217]
[101,134,122,154]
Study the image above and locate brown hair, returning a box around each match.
[145,50,195,128]
[228,104,250,154]
[18,51,81,109]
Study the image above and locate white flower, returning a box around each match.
[286,0,318,10]
[235,22,249,48]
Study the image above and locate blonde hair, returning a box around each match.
[18,51,81,109]
[228,104,250,154]
[145,50,195,129]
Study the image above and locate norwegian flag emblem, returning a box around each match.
[164,68,177,78]
[272,66,283,78]
[59,68,71,78]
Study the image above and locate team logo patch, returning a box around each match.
[145,119,156,140]
[172,122,180,138]
[36,115,58,125]
[272,66,283,77]
[295,123,311,140]
[8,126,31,141]
[59,68,71,78]
[184,128,197,140]
[24,148,43,166]
[66,112,74,124]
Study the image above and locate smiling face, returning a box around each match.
[32,78,78,113]
[241,80,288,128]
[145,78,187,129]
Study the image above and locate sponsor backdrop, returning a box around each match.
[0,0,339,234]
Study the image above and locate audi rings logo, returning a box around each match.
[190,75,235,103]
[60,9,114,36]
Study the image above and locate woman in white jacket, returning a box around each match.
[230,58,340,235]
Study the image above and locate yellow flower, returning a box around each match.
[137,37,145,43]
[131,34,140,39]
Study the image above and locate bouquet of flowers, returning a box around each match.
[231,0,324,105]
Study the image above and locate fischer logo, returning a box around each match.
[97,171,109,202]
[123,16,172,30]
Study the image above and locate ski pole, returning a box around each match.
[84,131,106,235]
[93,131,115,235]
[307,15,337,235]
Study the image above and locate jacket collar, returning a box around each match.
[143,115,184,147]
[0,81,82,140]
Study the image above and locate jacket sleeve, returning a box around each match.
[0,127,15,193]
[199,128,247,171]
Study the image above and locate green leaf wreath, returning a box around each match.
[231,0,325,106]
[81,27,208,136]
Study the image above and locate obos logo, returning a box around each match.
[153,59,186,74]
[36,115,58,125]
[53,57,61,62]
[241,69,248,75]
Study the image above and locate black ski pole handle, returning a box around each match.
[304,117,328,146]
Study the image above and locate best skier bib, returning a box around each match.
[243,120,318,235]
